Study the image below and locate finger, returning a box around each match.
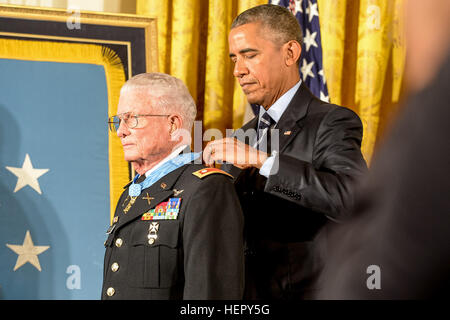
[223,138,242,166]
[202,143,213,165]
[202,152,209,165]
[207,141,222,166]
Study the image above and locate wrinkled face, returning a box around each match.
[229,22,287,107]
[116,89,172,163]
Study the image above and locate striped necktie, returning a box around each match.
[254,112,276,152]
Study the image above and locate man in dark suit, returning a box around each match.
[102,73,244,299]
[203,4,367,299]
[315,0,450,299]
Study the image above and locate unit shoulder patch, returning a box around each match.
[192,167,234,179]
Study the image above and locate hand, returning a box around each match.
[203,137,269,169]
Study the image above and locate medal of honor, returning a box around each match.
[129,183,142,197]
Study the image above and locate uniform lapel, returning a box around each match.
[114,164,190,230]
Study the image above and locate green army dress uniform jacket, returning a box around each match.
[102,163,245,300]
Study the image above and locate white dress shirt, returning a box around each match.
[259,80,302,177]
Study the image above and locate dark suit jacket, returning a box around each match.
[102,163,244,300]
[223,83,367,299]
[315,54,450,299]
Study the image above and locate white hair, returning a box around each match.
[120,73,197,131]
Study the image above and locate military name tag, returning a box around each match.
[141,198,181,221]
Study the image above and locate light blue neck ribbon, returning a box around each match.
[129,152,201,197]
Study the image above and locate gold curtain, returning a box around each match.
[136,0,266,135]
[318,0,407,163]
[137,0,406,163]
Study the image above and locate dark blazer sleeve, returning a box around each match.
[265,106,367,221]
[182,174,244,299]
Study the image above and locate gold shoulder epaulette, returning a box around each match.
[192,168,234,179]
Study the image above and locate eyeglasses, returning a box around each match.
[108,112,169,132]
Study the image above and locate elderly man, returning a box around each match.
[203,4,367,299]
[102,73,244,300]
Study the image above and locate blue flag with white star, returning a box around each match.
[0,59,110,299]
[271,0,329,102]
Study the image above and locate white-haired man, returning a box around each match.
[102,73,244,300]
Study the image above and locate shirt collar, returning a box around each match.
[144,144,189,177]
[258,79,302,124]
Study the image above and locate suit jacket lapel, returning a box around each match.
[275,82,314,153]
[237,116,259,146]
[234,83,315,154]
[243,116,259,131]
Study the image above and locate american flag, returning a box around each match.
[271,0,329,102]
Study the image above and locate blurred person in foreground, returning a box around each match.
[315,0,450,299]
[102,73,244,300]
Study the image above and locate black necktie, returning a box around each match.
[255,112,276,153]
